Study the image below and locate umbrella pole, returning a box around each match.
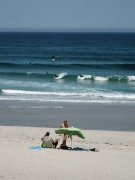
[70,131,73,149]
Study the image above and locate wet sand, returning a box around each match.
[0,100,135,131]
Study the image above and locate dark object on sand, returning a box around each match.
[60,144,69,150]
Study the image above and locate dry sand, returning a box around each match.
[0,126,135,180]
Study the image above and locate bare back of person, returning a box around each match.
[60,120,69,145]
[61,119,68,128]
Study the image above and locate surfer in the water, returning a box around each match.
[52,56,55,61]
[54,74,59,78]
[79,74,83,77]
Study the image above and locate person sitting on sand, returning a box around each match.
[60,120,69,145]
[41,131,59,148]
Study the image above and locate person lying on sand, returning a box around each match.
[41,131,59,148]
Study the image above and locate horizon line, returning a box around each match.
[0,28,135,33]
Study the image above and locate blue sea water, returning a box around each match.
[0,32,135,103]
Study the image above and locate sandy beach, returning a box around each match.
[1,100,135,179]
[0,125,135,180]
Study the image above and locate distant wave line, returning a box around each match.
[0,62,135,69]
[0,72,135,82]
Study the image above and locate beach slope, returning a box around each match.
[0,126,135,180]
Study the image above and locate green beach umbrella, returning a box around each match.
[55,127,85,149]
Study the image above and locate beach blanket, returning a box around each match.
[73,147,86,151]
[28,146,99,152]
[73,147,99,152]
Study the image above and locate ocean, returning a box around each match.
[0,32,135,104]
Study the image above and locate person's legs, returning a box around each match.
[61,134,67,145]
[53,139,59,148]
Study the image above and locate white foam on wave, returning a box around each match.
[2,89,135,100]
[94,92,135,99]
[94,76,108,81]
[127,76,135,81]
[26,72,33,74]
[1,96,135,104]
[77,75,92,80]
[2,89,79,96]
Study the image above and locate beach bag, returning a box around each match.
[60,144,68,150]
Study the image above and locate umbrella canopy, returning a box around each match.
[55,127,85,148]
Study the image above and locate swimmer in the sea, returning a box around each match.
[52,56,55,61]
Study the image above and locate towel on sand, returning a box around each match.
[73,147,99,152]
[29,146,42,150]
